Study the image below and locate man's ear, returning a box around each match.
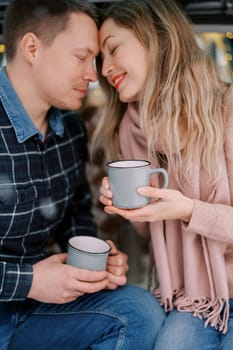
[19,32,39,63]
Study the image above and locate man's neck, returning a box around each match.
[6,63,50,138]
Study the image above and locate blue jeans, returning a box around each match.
[0,285,165,350]
[154,299,233,349]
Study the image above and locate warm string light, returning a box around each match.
[226,32,233,39]
[0,44,5,53]
[196,32,233,82]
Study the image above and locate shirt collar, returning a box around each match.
[0,66,64,143]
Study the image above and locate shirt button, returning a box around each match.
[20,192,25,202]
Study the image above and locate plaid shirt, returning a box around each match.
[0,67,97,302]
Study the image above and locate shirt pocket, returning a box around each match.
[0,184,37,206]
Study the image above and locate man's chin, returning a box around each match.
[65,100,83,111]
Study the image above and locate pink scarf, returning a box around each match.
[118,103,231,333]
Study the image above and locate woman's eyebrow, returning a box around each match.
[102,35,114,48]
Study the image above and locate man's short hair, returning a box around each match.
[3,0,98,60]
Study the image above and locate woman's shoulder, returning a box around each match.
[224,84,233,159]
[223,84,233,109]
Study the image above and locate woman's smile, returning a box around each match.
[111,73,126,90]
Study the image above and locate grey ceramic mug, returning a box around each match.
[67,236,111,271]
[107,160,168,209]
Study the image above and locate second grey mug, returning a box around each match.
[67,236,111,271]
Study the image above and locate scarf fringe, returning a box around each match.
[154,288,229,334]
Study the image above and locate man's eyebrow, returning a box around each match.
[74,47,99,56]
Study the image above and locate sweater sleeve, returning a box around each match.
[184,199,233,243]
[185,87,233,243]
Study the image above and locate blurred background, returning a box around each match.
[0,0,233,287]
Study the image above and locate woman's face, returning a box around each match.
[99,18,148,103]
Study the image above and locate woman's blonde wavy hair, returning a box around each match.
[92,0,228,185]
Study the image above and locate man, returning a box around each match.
[0,1,165,349]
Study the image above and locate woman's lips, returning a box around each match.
[112,73,126,90]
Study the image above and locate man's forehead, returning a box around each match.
[66,12,99,53]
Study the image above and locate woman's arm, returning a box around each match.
[102,185,233,244]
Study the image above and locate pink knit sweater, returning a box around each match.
[118,88,233,334]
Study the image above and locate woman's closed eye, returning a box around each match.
[110,46,118,55]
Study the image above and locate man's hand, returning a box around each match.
[106,240,128,290]
[28,253,108,304]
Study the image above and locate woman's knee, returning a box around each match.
[154,310,219,350]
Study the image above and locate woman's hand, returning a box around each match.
[106,240,128,290]
[99,176,113,206]
[103,186,194,224]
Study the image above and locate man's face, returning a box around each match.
[33,12,99,110]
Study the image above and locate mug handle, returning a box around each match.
[147,168,168,188]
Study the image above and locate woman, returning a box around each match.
[93,0,233,348]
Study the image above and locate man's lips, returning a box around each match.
[74,88,87,97]
[112,73,126,90]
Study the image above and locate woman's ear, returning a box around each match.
[19,32,39,63]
